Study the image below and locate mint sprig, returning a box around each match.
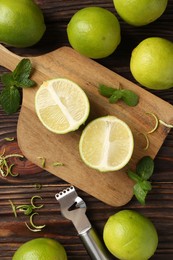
[128,156,154,205]
[99,84,139,107]
[0,59,36,114]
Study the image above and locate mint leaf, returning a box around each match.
[99,84,139,107]
[99,84,115,97]
[121,89,139,107]
[127,170,142,182]
[13,59,35,88]
[134,182,147,205]
[136,156,154,180]
[139,180,152,191]
[17,78,35,88]
[0,86,21,114]
[128,156,154,205]
[1,73,14,87]
[13,58,32,80]
[109,90,122,103]
[0,58,36,114]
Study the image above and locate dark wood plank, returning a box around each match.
[0,0,173,259]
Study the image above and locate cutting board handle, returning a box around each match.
[0,44,22,71]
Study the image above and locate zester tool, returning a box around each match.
[55,186,112,260]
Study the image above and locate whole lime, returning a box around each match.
[103,210,158,260]
[130,37,173,90]
[113,0,168,26]
[67,7,121,59]
[0,0,46,47]
[12,238,67,260]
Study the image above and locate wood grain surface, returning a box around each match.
[0,0,173,259]
[1,44,173,208]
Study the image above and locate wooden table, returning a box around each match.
[0,1,173,259]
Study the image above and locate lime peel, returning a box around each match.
[146,112,159,134]
[67,6,121,59]
[113,0,168,26]
[12,238,67,260]
[103,210,158,260]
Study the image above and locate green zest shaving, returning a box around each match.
[0,58,36,114]
[138,112,173,151]
[31,195,44,209]
[17,204,33,215]
[52,162,64,167]
[0,149,23,177]
[137,132,150,151]
[9,199,18,218]
[25,212,46,232]
[9,195,45,232]
[4,137,15,142]
[99,84,139,107]
[128,156,154,205]
[34,183,42,190]
[37,157,46,168]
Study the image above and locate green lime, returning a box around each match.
[67,7,121,59]
[130,37,173,90]
[12,238,67,260]
[113,0,168,26]
[0,0,46,47]
[103,210,158,260]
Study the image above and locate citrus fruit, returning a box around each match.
[79,116,134,172]
[113,0,168,26]
[130,37,173,90]
[35,78,90,134]
[103,210,158,260]
[67,7,121,59]
[12,237,67,260]
[0,0,46,47]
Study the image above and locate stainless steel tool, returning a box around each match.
[55,186,112,260]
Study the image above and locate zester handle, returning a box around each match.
[79,227,113,260]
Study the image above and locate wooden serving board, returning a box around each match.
[0,44,173,207]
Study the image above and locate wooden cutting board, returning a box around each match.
[0,44,173,207]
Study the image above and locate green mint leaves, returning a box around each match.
[99,84,139,107]
[0,86,21,115]
[128,156,154,205]
[0,58,36,114]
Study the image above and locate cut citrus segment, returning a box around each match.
[35,78,90,134]
[79,116,134,172]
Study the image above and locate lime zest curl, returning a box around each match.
[138,112,173,151]
[159,120,173,128]
[0,149,23,177]
[4,137,15,142]
[31,195,44,209]
[9,199,18,218]
[25,212,46,232]
[9,195,46,232]
[52,162,64,167]
[37,157,46,168]
[29,212,46,229]
[146,112,159,134]
[137,132,150,151]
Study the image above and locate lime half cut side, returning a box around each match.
[79,116,134,172]
[35,78,90,134]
